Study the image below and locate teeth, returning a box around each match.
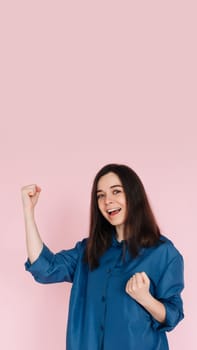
[107,208,121,213]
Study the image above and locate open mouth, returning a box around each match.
[107,208,121,216]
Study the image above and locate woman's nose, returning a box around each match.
[104,194,113,204]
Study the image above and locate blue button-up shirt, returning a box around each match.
[25,234,184,350]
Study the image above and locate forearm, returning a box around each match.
[140,294,166,323]
[23,209,43,264]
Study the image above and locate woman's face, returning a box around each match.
[96,172,127,230]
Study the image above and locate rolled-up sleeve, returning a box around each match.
[152,253,184,332]
[25,240,85,284]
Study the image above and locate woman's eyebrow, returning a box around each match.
[96,185,123,193]
[110,185,123,189]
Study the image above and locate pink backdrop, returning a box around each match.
[0,1,196,349]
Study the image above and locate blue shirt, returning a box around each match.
[25,234,184,350]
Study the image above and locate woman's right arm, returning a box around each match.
[21,184,43,264]
[22,184,85,284]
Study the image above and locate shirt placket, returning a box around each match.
[99,246,123,350]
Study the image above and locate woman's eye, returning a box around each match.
[113,190,120,194]
[97,194,104,200]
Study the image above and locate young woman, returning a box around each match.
[22,163,184,350]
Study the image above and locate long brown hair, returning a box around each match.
[84,164,161,270]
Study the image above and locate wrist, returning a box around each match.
[23,208,35,219]
[137,292,153,307]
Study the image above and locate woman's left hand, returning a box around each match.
[125,271,151,304]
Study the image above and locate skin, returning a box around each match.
[97,172,166,324]
[21,184,43,263]
[21,175,166,323]
[97,172,127,241]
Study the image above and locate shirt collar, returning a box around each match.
[111,233,125,247]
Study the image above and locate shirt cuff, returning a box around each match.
[24,244,54,276]
[151,300,184,332]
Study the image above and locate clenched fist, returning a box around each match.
[125,272,151,304]
[21,184,42,211]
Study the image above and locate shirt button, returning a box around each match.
[100,325,104,331]
[101,296,106,302]
[107,268,112,274]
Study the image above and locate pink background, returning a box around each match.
[0,1,196,349]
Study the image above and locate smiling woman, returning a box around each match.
[96,173,127,239]
[22,163,184,350]
[85,164,162,270]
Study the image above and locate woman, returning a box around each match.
[22,163,184,350]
